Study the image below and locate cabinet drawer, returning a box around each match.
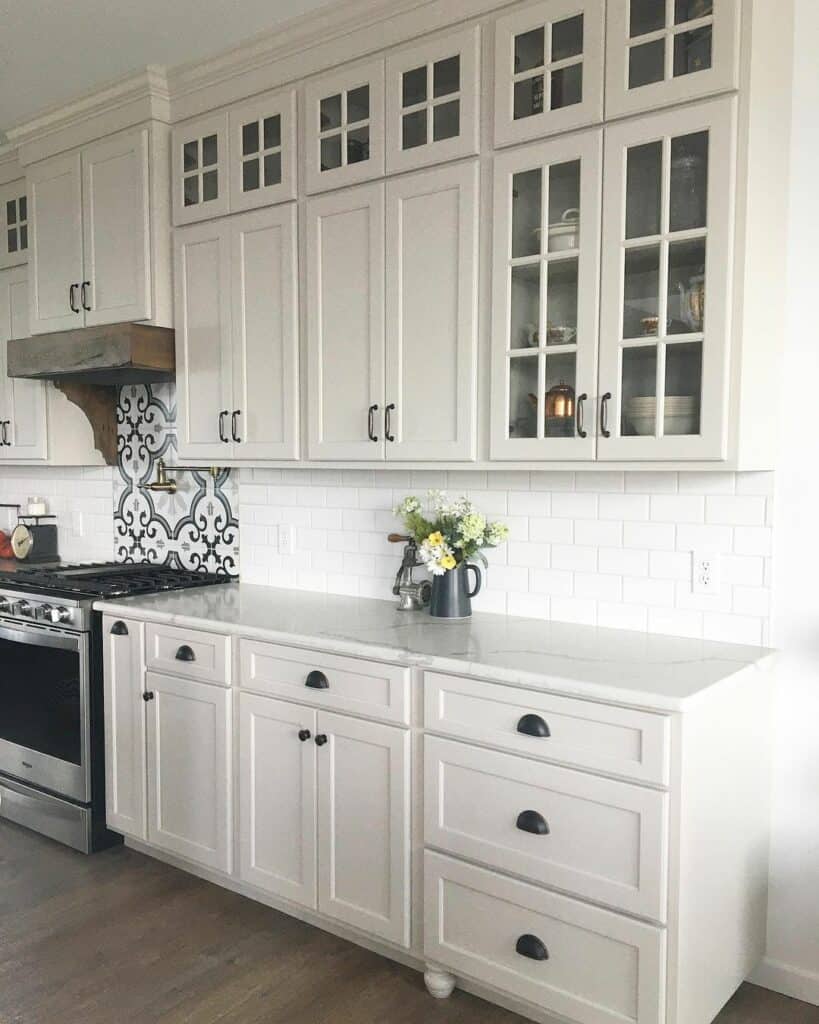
[239,640,410,725]
[425,737,668,921]
[424,672,670,785]
[145,623,230,686]
[424,851,665,1024]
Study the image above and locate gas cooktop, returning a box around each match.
[0,562,233,599]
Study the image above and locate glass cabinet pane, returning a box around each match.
[548,160,580,252]
[673,27,712,77]
[547,259,579,341]
[675,0,713,24]
[347,127,369,163]
[552,15,584,61]
[544,354,577,437]
[243,159,260,192]
[629,39,665,89]
[19,196,27,221]
[630,0,666,37]
[242,122,259,155]
[183,141,199,172]
[515,27,545,72]
[346,87,369,124]
[670,131,708,230]
[621,346,658,436]
[403,66,427,107]
[264,152,282,185]
[6,200,16,225]
[320,135,342,170]
[433,101,460,141]
[664,342,702,434]
[509,357,539,438]
[624,246,661,338]
[551,64,583,110]
[202,135,218,167]
[202,170,218,201]
[433,56,460,97]
[263,115,281,149]
[668,239,706,333]
[320,94,342,130]
[512,170,542,258]
[511,264,541,349]
[402,111,427,149]
[514,77,545,120]
[8,230,17,253]
[626,141,662,238]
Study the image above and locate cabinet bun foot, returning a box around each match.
[424,967,456,999]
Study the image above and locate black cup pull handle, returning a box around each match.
[175,645,196,662]
[298,729,312,742]
[516,810,550,835]
[305,670,329,690]
[600,392,612,438]
[142,691,155,702]
[576,393,588,439]
[232,409,242,443]
[516,713,550,738]
[315,734,328,746]
[368,404,379,442]
[385,403,395,443]
[516,934,549,961]
[110,620,129,636]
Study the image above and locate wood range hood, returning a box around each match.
[7,322,175,466]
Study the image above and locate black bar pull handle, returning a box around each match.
[576,393,588,439]
[218,410,229,443]
[231,409,242,443]
[516,810,550,836]
[516,713,550,738]
[175,645,196,662]
[516,934,549,961]
[110,620,129,636]
[368,404,379,442]
[81,280,91,311]
[385,403,395,442]
[69,283,79,313]
[600,392,612,438]
[305,670,329,690]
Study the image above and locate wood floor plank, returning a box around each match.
[0,821,815,1024]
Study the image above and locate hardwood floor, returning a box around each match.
[0,822,816,1024]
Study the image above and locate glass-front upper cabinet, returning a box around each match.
[0,181,28,270]
[494,0,605,149]
[385,26,480,175]
[172,112,230,226]
[598,96,736,461]
[606,0,740,118]
[228,89,297,212]
[304,59,385,194]
[491,129,602,460]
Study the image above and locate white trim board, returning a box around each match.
[751,957,819,1008]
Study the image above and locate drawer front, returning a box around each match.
[424,851,665,1024]
[145,623,230,686]
[425,737,668,921]
[424,672,670,785]
[239,640,410,725]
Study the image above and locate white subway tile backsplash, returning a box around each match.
[551,545,597,573]
[651,494,705,523]
[733,526,773,556]
[574,519,623,548]
[598,493,649,521]
[552,492,598,519]
[599,546,650,577]
[530,568,574,596]
[623,521,676,550]
[706,495,767,526]
[625,472,679,493]
[530,517,574,544]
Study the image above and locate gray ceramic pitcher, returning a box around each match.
[429,562,482,620]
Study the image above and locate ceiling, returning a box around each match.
[0,0,337,137]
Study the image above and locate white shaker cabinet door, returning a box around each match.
[0,267,46,460]
[598,96,736,462]
[229,205,299,460]
[385,161,478,461]
[146,672,232,873]
[238,693,317,909]
[27,151,84,334]
[102,616,146,840]
[306,183,385,460]
[174,220,235,460]
[317,711,410,947]
[81,129,151,327]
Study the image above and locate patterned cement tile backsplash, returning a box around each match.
[114,384,239,575]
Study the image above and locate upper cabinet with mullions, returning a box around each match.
[606,0,740,118]
[0,180,28,270]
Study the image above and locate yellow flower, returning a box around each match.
[428,531,444,546]
[441,554,457,571]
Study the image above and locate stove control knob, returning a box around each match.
[48,606,72,625]
[17,600,33,617]
[37,603,53,621]
[0,596,12,613]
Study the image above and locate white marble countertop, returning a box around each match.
[95,584,774,712]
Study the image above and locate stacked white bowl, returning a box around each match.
[624,395,698,436]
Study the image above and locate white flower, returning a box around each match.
[394,495,421,517]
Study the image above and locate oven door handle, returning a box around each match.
[0,622,82,652]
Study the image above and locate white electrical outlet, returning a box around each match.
[693,550,721,595]
[278,523,296,556]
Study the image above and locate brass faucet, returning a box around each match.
[146,458,221,495]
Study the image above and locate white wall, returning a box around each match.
[751,0,819,1003]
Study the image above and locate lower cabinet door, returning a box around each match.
[238,693,317,908]
[425,852,666,1024]
[102,616,146,839]
[316,711,410,947]
[146,671,232,872]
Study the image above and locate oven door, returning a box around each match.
[0,623,90,804]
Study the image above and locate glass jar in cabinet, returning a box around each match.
[490,130,602,461]
[172,112,229,226]
[385,25,480,175]
[606,0,740,118]
[494,0,605,150]
[303,59,385,194]
[597,95,736,461]
[228,88,297,212]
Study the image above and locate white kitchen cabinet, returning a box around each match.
[145,670,232,873]
[491,130,602,461]
[0,179,29,269]
[0,267,46,460]
[228,88,297,212]
[385,26,480,175]
[102,616,147,840]
[597,96,735,461]
[317,710,410,947]
[172,111,230,226]
[606,0,740,120]
[308,166,478,462]
[238,693,318,908]
[303,59,385,195]
[28,126,169,335]
[493,0,605,149]
[175,203,299,462]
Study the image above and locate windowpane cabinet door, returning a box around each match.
[304,60,385,194]
[598,96,736,461]
[0,180,28,270]
[386,26,480,175]
[385,161,479,461]
[228,89,297,212]
[494,0,605,149]
[606,0,740,119]
[491,130,602,461]
[172,112,230,225]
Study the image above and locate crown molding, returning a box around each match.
[6,66,171,166]
[0,145,24,186]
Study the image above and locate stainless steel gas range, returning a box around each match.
[0,563,231,852]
